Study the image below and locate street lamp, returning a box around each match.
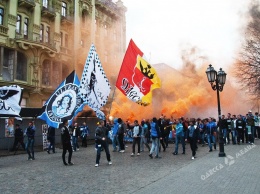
[206,64,227,157]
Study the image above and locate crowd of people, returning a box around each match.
[10,110,260,167]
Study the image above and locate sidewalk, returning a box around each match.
[0,140,259,194]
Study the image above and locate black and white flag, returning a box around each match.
[79,44,111,120]
[0,85,22,120]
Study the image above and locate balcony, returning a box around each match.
[18,0,35,9]
[96,0,119,18]
[15,33,56,54]
[41,6,56,19]
[61,15,74,26]
[0,25,8,36]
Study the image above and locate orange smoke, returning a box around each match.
[108,48,251,121]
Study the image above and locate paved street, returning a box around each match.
[0,140,259,194]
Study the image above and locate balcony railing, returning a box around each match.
[18,0,35,9]
[0,25,8,35]
[61,15,74,25]
[15,33,56,51]
[41,6,56,18]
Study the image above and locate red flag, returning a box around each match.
[116,39,161,106]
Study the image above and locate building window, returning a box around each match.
[0,8,4,25]
[42,60,50,86]
[52,62,60,88]
[24,18,29,39]
[16,52,27,81]
[61,2,67,17]
[43,0,48,8]
[16,15,21,34]
[45,26,50,43]
[40,24,43,42]
[65,34,68,47]
[3,49,14,81]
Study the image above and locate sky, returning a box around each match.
[120,0,250,70]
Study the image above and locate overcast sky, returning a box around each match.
[120,0,250,70]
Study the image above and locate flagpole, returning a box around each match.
[108,86,117,116]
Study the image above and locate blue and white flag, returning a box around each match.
[38,71,83,128]
[78,44,111,120]
[0,85,22,120]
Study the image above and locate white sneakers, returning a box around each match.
[108,161,112,165]
[137,153,140,156]
[95,164,99,167]
[131,153,134,156]
[191,156,195,160]
[119,150,125,153]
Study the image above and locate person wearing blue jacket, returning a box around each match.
[149,117,161,159]
[206,117,217,152]
[173,119,185,155]
[111,118,119,152]
[187,120,200,160]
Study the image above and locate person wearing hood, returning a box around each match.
[111,118,119,152]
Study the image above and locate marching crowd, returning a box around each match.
[10,110,260,167]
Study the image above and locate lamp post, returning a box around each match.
[206,64,227,157]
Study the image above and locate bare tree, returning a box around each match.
[236,2,260,99]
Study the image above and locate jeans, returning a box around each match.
[26,138,34,159]
[232,130,237,144]
[132,137,140,154]
[96,141,111,164]
[174,135,185,154]
[199,132,205,144]
[72,136,79,151]
[112,135,119,151]
[48,136,55,153]
[207,134,216,150]
[140,136,150,151]
[150,137,159,156]
[222,128,227,144]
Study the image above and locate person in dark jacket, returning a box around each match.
[11,124,25,151]
[117,118,125,153]
[47,126,56,154]
[187,120,200,160]
[236,114,246,144]
[71,122,81,151]
[95,120,112,167]
[61,119,73,165]
[25,121,36,160]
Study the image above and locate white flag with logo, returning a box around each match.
[0,85,22,120]
[78,44,111,120]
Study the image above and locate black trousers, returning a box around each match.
[189,138,197,157]
[132,137,140,154]
[62,143,72,164]
[96,141,111,164]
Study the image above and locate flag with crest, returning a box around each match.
[116,39,161,106]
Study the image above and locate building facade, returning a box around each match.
[0,0,126,109]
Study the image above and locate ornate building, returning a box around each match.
[0,0,126,109]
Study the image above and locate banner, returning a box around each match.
[79,44,111,120]
[116,39,161,106]
[0,85,22,119]
[38,71,83,128]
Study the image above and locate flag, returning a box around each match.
[38,71,83,128]
[0,85,22,120]
[116,39,161,106]
[78,44,111,120]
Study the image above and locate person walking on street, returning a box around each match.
[149,117,161,159]
[80,122,89,147]
[72,122,81,151]
[47,126,56,154]
[95,120,112,167]
[61,119,73,165]
[173,119,185,155]
[25,121,36,160]
[11,124,25,152]
[130,120,141,156]
[187,120,200,160]
[140,120,150,152]
[117,118,125,153]
[206,117,217,152]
